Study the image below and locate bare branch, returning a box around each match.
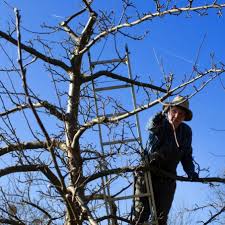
[15,8,67,193]
[0,218,25,225]
[202,206,225,225]
[3,163,66,198]
[15,8,51,144]
[41,100,66,121]
[0,30,70,72]
[82,0,94,13]
[59,22,79,41]
[84,164,225,185]
[0,139,66,156]
[77,11,97,53]
[22,200,52,220]
[0,164,43,178]
[75,195,98,225]
[82,70,167,92]
[0,101,66,121]
[97,215,130,224]
[79,3,225,54]
[0,2,224,224]
[73,66,225,143]
[0,141,48,157]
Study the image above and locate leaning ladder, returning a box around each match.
[88,46,158,225]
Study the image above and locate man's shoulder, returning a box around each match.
[180,122,192,134]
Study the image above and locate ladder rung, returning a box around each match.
[95,84,131,92]
[102,137,140,146]
[91,58,127,66]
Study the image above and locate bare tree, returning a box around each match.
[169,184,225,225]
[0,1,224,224]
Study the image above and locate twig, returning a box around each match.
[83,70,167,93]
[14,7,67,193]
[78,3,225,55]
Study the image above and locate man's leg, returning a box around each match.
[152,178,176,225]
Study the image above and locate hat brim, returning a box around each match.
[163,104,193,121]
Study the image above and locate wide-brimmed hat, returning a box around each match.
[163,95,193,121]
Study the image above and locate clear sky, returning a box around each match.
[0,0,225,224]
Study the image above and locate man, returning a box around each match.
[133,95,199,225]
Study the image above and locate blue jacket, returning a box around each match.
[145,114,196,177]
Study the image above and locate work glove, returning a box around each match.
[188,171,199,180]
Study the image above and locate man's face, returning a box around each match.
[167,106,186,128]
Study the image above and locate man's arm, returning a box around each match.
[147,111,165,133]
[145,112,166,163]
[181,125,199,179]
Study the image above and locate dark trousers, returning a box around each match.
[132,171,176,225]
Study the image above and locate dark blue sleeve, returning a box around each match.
[145,131,160,156]
[145,113,166,156]
[181,125,196,176]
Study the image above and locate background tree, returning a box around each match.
[0,0,224,224]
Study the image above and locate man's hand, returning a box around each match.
[188,172,199,180]
[146,152,162,168]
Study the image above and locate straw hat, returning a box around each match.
[163,95,193,121]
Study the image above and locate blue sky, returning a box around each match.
[0,0,225,224]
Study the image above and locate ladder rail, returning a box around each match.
[126,45,159,225]
[88,52,113,225]
[88,47,158,224]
